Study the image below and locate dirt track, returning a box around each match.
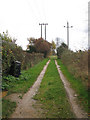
[55,60,88,118]
[6,59,88,118]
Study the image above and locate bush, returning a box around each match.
[2,74,29,90]
[27,38,51,58]
[57,42,68,59]
[2,40,24,75]
[22,52,44,70]
[35,38,51,57]
[27,46,36,53]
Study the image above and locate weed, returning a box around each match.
[19,95,23,99]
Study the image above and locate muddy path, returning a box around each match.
[9,60,50,118]
[55,60,88,118]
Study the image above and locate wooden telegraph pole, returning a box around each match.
[64,21,73,48]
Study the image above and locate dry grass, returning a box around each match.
[61,50,88,88]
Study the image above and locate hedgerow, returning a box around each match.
[1,31,44,75]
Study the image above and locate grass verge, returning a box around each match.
[34,60,75,118]
[57,59,88,112]
[2,58,48,118]
[2,99,16,118]
[3,59,48,94]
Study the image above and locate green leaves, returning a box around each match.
[2,59,48,93]
[57,42,68,59]
[2,74,29,91]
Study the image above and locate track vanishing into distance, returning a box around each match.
[6,59,87,118]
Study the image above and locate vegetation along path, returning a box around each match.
[4,59,88,118]
[10,60,50,118]
[34,59,74,118]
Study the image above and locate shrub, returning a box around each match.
[57,42,68,59]
[22,52,44,70]
[27,38,51,58]
[2,40,24,75]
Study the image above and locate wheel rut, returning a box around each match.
[55,60,88,118]
[10,60,50,118]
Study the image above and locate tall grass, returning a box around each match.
[57,49,88,112]
[61,50,88,88]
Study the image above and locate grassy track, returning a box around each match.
[57,59,88,112]
[2,59,48,118]
[34,59,75,118]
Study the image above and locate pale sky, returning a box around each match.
[0,0,89,51]
[89,1,90,48]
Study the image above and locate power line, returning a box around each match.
[64,21,73,48]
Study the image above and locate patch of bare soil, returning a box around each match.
[5,93,22,106]
[7,60,50,118]
[55,60,88,118]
